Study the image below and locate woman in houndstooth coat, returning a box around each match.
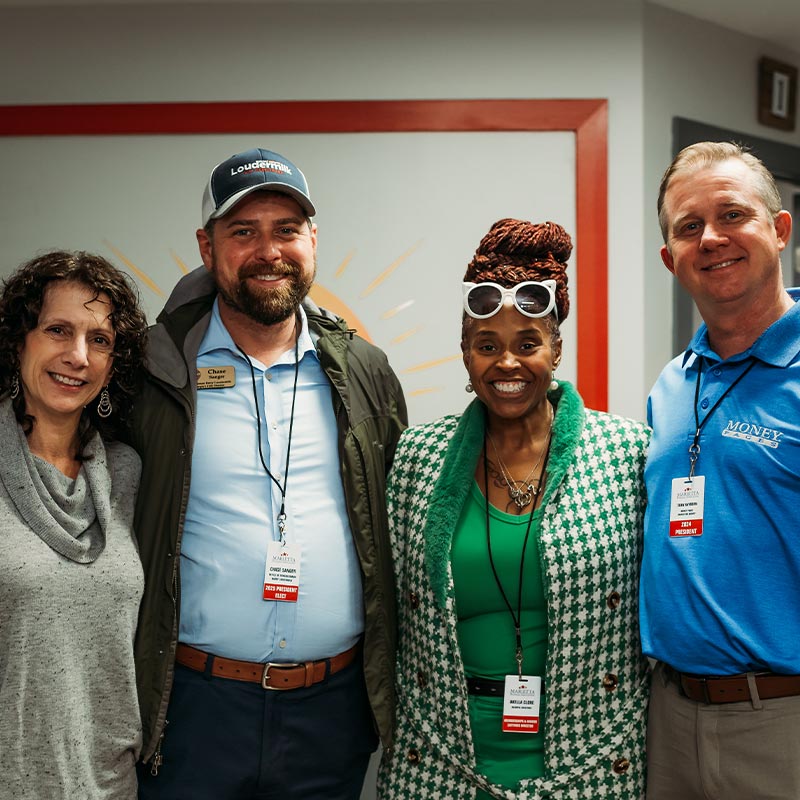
[377,218,650,800]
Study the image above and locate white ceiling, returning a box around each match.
[652,0,800,54]
[0,0,798,56]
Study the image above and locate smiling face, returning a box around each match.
[462,305,560,425]
[19,280,115,426]
[660,158,791,318]
[197,191,317,329]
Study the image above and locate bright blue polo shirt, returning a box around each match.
[641,291,800,675]
[178,299,364,663]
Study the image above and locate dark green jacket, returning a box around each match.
[129,268,407,763]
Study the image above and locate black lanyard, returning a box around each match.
[688,354,756,478]
[236,332,300,544]
[483,432,552,679]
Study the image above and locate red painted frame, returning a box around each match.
[0,98,609,409]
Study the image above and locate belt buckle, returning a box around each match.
[261,661,299,690]
[696,675,711,704]
[679,672,711,703]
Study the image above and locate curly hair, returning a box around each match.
[461,218,572,346]
[0,250,148,453]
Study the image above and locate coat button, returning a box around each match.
[409,592,420,609]
[602,673,619,691]
[407,748,421,765]
[606,591,621,609]
[612,757,630,774]
[417,670,428,689]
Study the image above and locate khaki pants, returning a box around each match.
[647,662,800,800]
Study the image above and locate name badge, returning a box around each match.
[669,475,705,537]
[502,675,541,733]
[197,366,236,389]
[263,540,300,602]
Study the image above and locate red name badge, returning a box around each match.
[263,541,300,602]
[263,583,298,602]
[669,476,705,538]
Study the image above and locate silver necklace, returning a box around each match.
[486,404,554,509]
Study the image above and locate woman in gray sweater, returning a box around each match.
[0,251,148,800]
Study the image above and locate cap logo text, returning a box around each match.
[230,160,293,178]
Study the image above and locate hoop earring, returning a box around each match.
[465,381,474,393]
[10,372,20,400]
[97,386,113,418]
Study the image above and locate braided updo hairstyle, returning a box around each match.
[462,218,572,345]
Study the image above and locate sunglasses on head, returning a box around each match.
[462,280,558,321]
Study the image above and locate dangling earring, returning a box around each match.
[549,373,559,392]
[10,372,20,400]
[97,386,112,418]
[465,381,474,393]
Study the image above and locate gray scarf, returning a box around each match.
[0,398,111,563]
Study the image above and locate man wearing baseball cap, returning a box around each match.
[129,147,407,799]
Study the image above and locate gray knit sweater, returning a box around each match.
[0,399,144,800]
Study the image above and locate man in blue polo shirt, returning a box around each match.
[641,141,799,799]
[130,148,407,799]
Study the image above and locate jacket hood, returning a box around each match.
[159,265,216,318]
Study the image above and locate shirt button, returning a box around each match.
[407,748,421,765]
[612,757,631,774]
[606,591,621,610]
[279,639,287,649]
[409,592,421,609]
[265,372,272,381]
[417,670,428,689]
[700,398,709,409]
[602,673,619,691]
[713,368,722,376]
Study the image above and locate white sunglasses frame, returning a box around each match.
[462,280,558,321]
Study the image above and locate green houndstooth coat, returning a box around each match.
[377,382,650,800]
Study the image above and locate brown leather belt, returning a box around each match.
[669,667,800,704]
[175,642,358,690]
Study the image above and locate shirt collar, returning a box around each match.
[199,297,317,366]
[682,288,800,370]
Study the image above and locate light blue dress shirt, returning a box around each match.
[179,299,364,663]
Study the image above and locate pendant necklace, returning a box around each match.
[486,403,554,509]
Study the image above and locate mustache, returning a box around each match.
[237,262,299,280]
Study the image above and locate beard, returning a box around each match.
[214,259,316,326]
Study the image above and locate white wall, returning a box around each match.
[0,0,648,420]
[3,2,800,414]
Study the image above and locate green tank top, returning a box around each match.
[451,480,549,793]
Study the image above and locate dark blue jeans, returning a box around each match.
[137,657,378,800]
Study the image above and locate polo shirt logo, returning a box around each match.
[721,419,783,448]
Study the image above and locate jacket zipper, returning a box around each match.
[149,719,168,776]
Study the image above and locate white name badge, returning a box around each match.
[669,475,705,537]
[263,541,300,602]
[502,675,541,733]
